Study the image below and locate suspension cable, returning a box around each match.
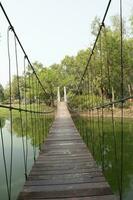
[73,0,112,96]
[0,2,49,100]
[1,3,54,200]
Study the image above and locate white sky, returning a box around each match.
[0,0,132,87]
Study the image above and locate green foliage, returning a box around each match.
[91,16,100,36]
[73,115,133,197]
[129,12,133,35]
[2,14,133,109]
[0,83,4,102]
[69,94,104,110]
[11,113,54,147]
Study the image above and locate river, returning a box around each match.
[0,114,53,200]
[72,114,133,200]
[0,114,133,199]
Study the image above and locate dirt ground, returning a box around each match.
[79,106,133,119]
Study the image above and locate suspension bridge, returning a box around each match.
[18,101,116,199]
[0,0,133,200]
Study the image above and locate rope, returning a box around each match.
[1,0,127,199]
[7,27,13,200]
[14,34,28,180]
[99,29,105,172]
[71,0,112,98]
[97,109,102,164]
[103,24,121,195]
[30,74,36,161]
[90,62,95,156]
[120,0,124,199]
[24,56,29,179]
[0,3,55,200]
[0,2,49,101]
[0,120,10,199]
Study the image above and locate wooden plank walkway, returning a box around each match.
[18,102,116,200]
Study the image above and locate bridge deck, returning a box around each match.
[18,102,116,200]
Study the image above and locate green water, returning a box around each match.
[72,114,133,200]
[1,112,133,200]
[0,113,53,200]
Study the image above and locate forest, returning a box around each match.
[0,14,133,109]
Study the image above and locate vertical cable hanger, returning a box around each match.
[79,80,83,136]
[120,0,124,199]
[88,64,93,153]
[87,65,91,150]
[31,73,35,159]
[0,3,55,200]
[90,58,95,156]
[82,79,86,140]
[85,69,89,147]
[99,27,105,172]
[38,80,41,149]
[92,53,96,157]
[94,44,102,164]
[24,56,29,172]
[103,24,121,195]
[35,77,39,149]
[84,76,87,141]
[14,34,28,180]
[31,72,36,161]
[0,120,10,199]
[7,26,13,200]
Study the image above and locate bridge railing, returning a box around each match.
[68,0,133,200]
[0,3,54,200]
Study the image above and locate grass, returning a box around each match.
[0,103,55,119]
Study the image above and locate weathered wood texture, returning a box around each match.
[18,102,116,200]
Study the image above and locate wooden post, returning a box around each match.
[57,87,60,102]
[128,84,131,103]
[112,87,115,110]
[64,86,67,102]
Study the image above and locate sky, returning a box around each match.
[0,0,132,86]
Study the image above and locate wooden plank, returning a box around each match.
[36,157,94,162]
[29,170,103,176]
[25,176,106,185]
[32,162,98,169]
[18,102,116,200]
[26,195,117,200]
[30,170,101,177]
[40,149,90,154]
[32,163,98,169]
[18,182,112,199]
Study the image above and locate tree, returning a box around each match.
[0,83,4,102]
[91,16,100,36]
[40,65,60,106]
[129,12,133,35]
[111,15,126,35]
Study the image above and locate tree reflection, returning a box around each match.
[0,118,6,128]
[12,113,54,147]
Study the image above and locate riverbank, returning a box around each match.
[75,106,133,119]
[0,103,54,118]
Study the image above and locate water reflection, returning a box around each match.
[12,113,54,147]
[0,113,54,200]
[72,114,133,200]
[0,117,6,128]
